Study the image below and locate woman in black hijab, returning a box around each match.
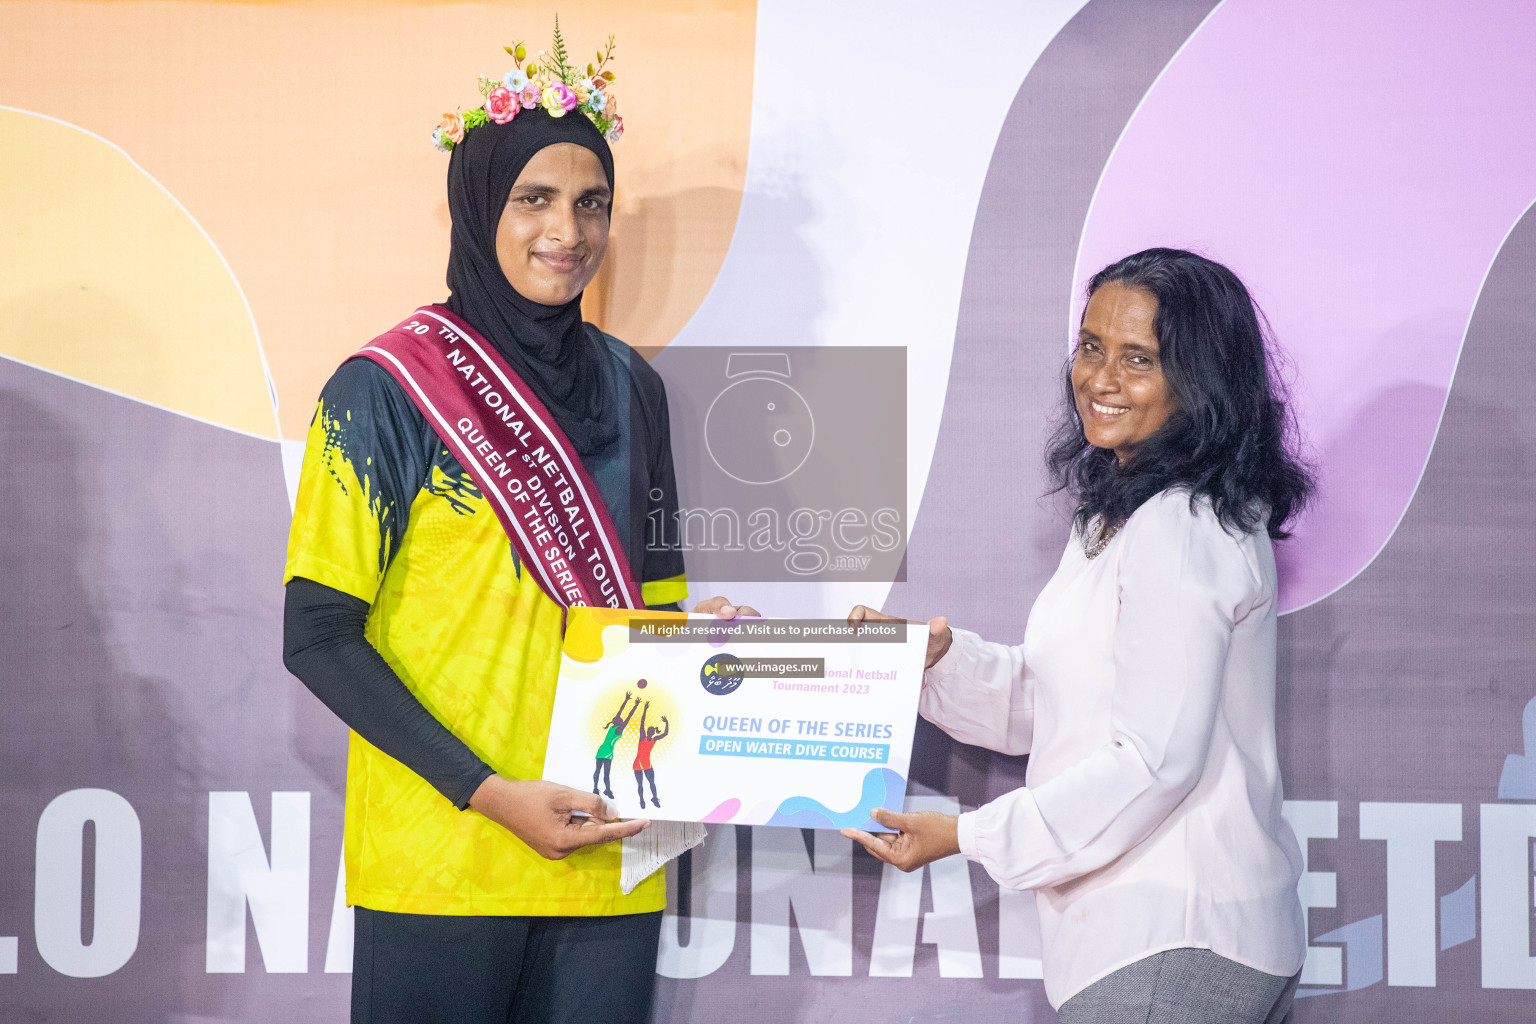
[444,105,620,455]
[282,98,754,1023]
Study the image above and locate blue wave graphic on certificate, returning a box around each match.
[765,767,907,832]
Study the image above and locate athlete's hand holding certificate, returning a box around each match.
[541,609,928,829]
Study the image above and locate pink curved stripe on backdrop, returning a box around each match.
[1073,0,1536,611]
[702,797,741,823]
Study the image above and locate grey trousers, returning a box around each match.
[1056,947,1301,1024]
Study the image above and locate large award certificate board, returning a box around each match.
[542,610,927,829]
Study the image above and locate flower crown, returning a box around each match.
[433,18,622,154]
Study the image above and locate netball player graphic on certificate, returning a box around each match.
[545,610,927,829]
[592,691,641,800]
[633,702,671,809]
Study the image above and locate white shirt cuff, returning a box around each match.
[956,808,981,861]
[922,627,971,690]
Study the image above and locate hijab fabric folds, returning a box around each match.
[445,107,618,455]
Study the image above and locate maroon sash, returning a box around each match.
[355,305,643,610]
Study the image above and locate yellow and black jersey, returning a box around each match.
[285,331,685,917]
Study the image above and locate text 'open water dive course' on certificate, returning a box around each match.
[543,611,927,830]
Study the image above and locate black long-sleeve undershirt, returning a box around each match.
[283,576,495,810]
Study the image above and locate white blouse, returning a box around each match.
[921,489,1307,1008]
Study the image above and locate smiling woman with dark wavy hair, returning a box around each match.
[847,248,1315,1022]
[1047,247,1313,547]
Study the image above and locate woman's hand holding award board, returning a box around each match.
[543,610,928,830]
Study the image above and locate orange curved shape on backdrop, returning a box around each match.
[0,108,278,438]
[0,1,755,441]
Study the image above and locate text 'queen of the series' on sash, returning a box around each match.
[358,306,643,610]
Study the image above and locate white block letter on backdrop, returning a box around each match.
[1480,803,1536,989]
[869,795,983,978]
[33,788,141,978]
[1359,801,1461,986]
[324,846,352,974]
[1282,800,1342,986]
[659,825,738,979]
[205,791,310,973]
[997,885,1044,979]
[750,827,852,975]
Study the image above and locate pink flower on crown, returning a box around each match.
[543,83,578,116]
[604,115,624,142]
[520,84,542,110]
[439,111,465,145]
[485,86,518,124]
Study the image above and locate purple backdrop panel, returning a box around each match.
[1272,182,1536,1024]
[0,358,345,1022]
[1072,0,1536,611]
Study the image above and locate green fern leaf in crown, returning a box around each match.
[550,14,575,84]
